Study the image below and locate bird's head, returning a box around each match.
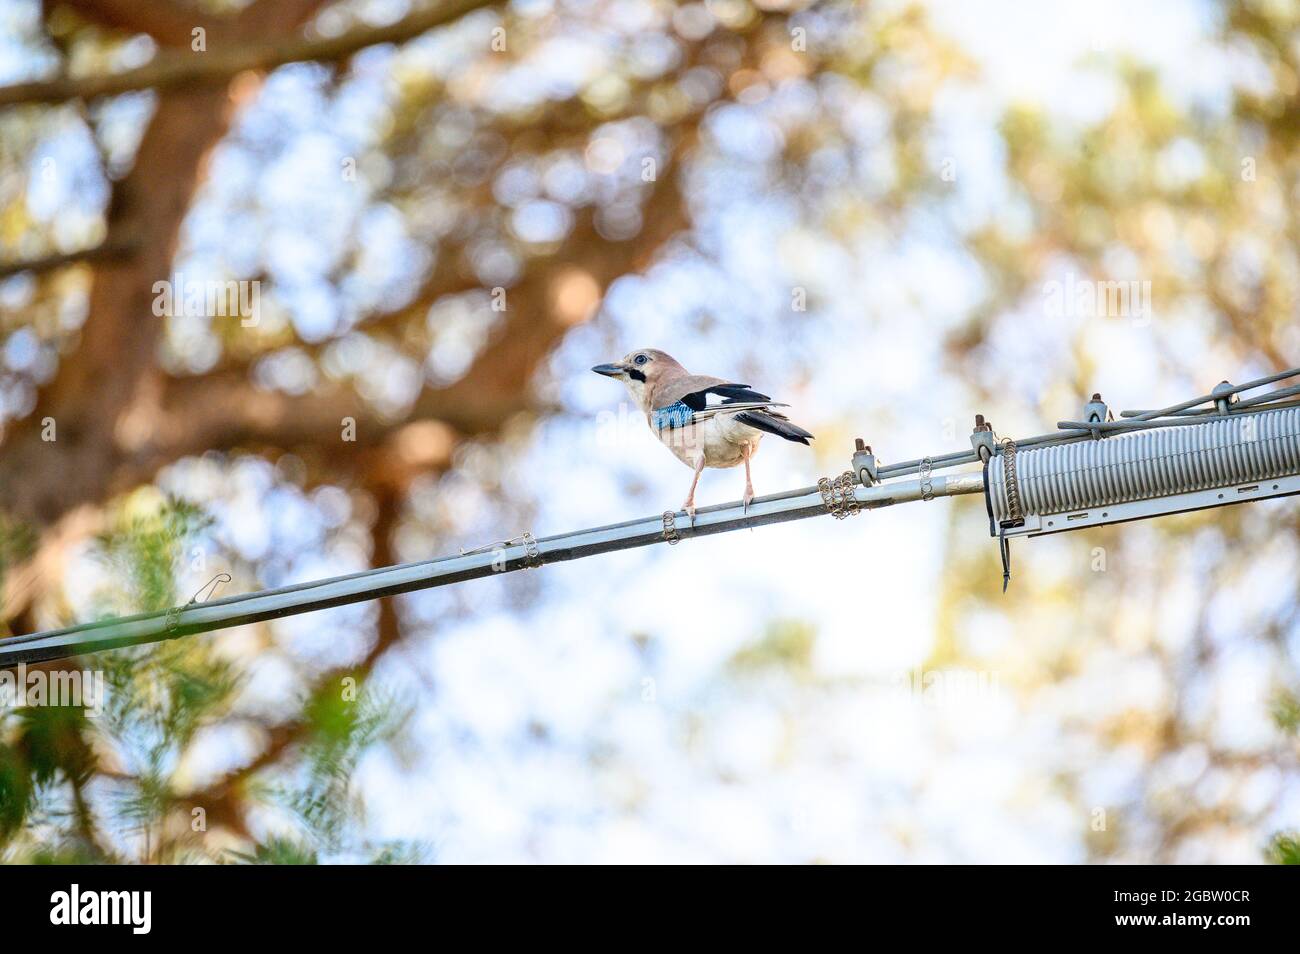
[591,348,684,405]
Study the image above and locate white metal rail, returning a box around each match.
[0,473,983,665]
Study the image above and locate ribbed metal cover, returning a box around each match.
[988,406,1300,523]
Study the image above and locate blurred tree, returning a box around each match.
[0,0,1295,863]
[934,0,1300,863]
[1,0,962,859]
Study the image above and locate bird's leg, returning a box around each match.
[742,443,755,514]
[682,455,706,523]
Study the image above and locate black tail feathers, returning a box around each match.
[734,410,814,445]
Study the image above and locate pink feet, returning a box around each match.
[742,444,755,513]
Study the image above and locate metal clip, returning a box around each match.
[1083,392,1111,439]
[164,572,232,636]
[1212,380,1236,416]
[164,605,182,636]
[461,532,542,568]
[191,573,231,604]
[852,438,879,485]
[971,414,996,462]
[662,511,681,545]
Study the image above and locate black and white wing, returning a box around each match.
[649,378,811,444]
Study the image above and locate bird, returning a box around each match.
[592,348,814,518]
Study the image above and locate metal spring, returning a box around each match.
[818,472,861,519]
[662,511,681,545]
[520,531,541,568]
[919,457,935,502]
[1001,439,1024,524]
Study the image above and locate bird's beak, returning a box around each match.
[591,363,626,378]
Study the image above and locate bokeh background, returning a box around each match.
[1,0,1298,863]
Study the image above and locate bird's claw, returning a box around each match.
[742,490,754,514]
[682,503,696,526]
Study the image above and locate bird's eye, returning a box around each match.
[634,354,649,366]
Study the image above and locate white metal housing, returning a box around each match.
[987,405,1300,536]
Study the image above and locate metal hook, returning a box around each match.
[188,572,231,605]
[163,573,231,636]
[460,532,541,568]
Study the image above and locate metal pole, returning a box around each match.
[1118,366,1300,418]
[0,472,986,666]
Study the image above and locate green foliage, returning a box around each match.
[0,736,34,837]
[100,640,242,762]
[1267,832,1300,866]
[1,498,407,863]
[269,676,407,854]
[22,841,105,865]
[225,834,426,865]
[227,836,319,865]
[369,842,428,864]
[1270,689,1300,735]
[15,705,94,788]
[93,495,210,616]
[0,515,36,621]
[729,620,817,675]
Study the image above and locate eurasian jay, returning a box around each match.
[592,348,814,517]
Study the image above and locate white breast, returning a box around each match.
[654,413,761,469]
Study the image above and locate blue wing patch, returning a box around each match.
[651,402,695,431]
